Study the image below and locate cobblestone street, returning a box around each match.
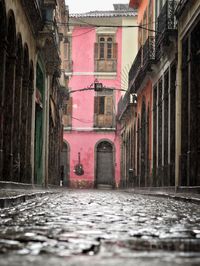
[0,190,200,266]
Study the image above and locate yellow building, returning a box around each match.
[0,0,67,187]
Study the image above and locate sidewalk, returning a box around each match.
[0,181,59,208]
[123,188,200,204]
[1,182,200,208]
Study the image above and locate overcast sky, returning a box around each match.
[66,0,130,14]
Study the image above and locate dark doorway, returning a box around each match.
[60,141,70,186]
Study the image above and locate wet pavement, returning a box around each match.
[0,190,200,266]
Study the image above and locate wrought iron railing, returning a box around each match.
[94,59,117,72]
[128,46,142,86]
[117,90,132,119]
[127,37,156,93]
[143,36,155,70]
[156,0,177,47]
[21,0,43,34]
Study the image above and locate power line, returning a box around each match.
[72,116,93,123]
[54,19,160,34]
[70,27,96,37]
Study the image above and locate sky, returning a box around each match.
[66,0,130,14]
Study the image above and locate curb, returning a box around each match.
[0,191,55,208]
[123,190,200,205]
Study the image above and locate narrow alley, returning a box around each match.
[0,190,200,266]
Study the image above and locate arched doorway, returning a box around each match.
[3,10,16,180]
[95,140,115,188]
[20,43,30,183]
[141,99,146,187]
[0,0,7,179]
[34,62,44,185]
[13,34,23,182]
[60,141,70,186]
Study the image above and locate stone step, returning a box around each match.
[97,184,113,190]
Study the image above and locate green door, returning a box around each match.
[34,63,44,185]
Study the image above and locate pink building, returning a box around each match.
[62,4,137,188]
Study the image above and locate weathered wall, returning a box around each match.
[63,25,123,188]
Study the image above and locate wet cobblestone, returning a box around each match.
[0,190,200,265]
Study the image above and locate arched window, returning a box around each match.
[98,35,115,60]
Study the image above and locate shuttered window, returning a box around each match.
[94,93,114,128]
[94,35,117,72]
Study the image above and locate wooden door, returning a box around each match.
[96,141,114,187]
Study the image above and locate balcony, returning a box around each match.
[117,90,135,120]
[128,37,155,93]
[156,0,178,59]
[143,36,156,71]
[63,60,73,73]
[95,59,117,73]
[21,0,43,35]
[128,46,142,88]
[94,114,115,128]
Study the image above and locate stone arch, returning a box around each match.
[95,139,115,188]
[141,98,146,187]
[20,43,30,182]
[61,140,70,186]
[3,10,16,180]
[13,33,24,181]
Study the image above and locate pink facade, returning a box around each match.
[63,15,125,188]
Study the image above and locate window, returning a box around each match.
[98,36,114,59]
[94,35,117,72]
[148,0,153,35]
[63,97,72,127]
[63,36,73,72]
[94,90,115,128]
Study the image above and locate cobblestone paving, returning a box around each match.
[0,190,200,266]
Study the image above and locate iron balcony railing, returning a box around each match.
[21,0,43,34]
[117,90,133,119]
[128,37,156,93]
[143,36,156,71]
[94,59,117,73]
[156,0,177,52]
[128,46,142,87]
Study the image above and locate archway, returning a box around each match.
[20,43,30,182]
[0,0,7,180]
[60,141,70,186]
[141,99,146,187]
[26,61,34,182]
[13,34,23,181]
[34,62,44,185]
[95,140,115,188]
[3,10,16,180]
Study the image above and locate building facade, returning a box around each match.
[176,0,200,187]
[119,0,200,190]
[0,0,67,187]
[62,4,137,188]
[118,0,178,188]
